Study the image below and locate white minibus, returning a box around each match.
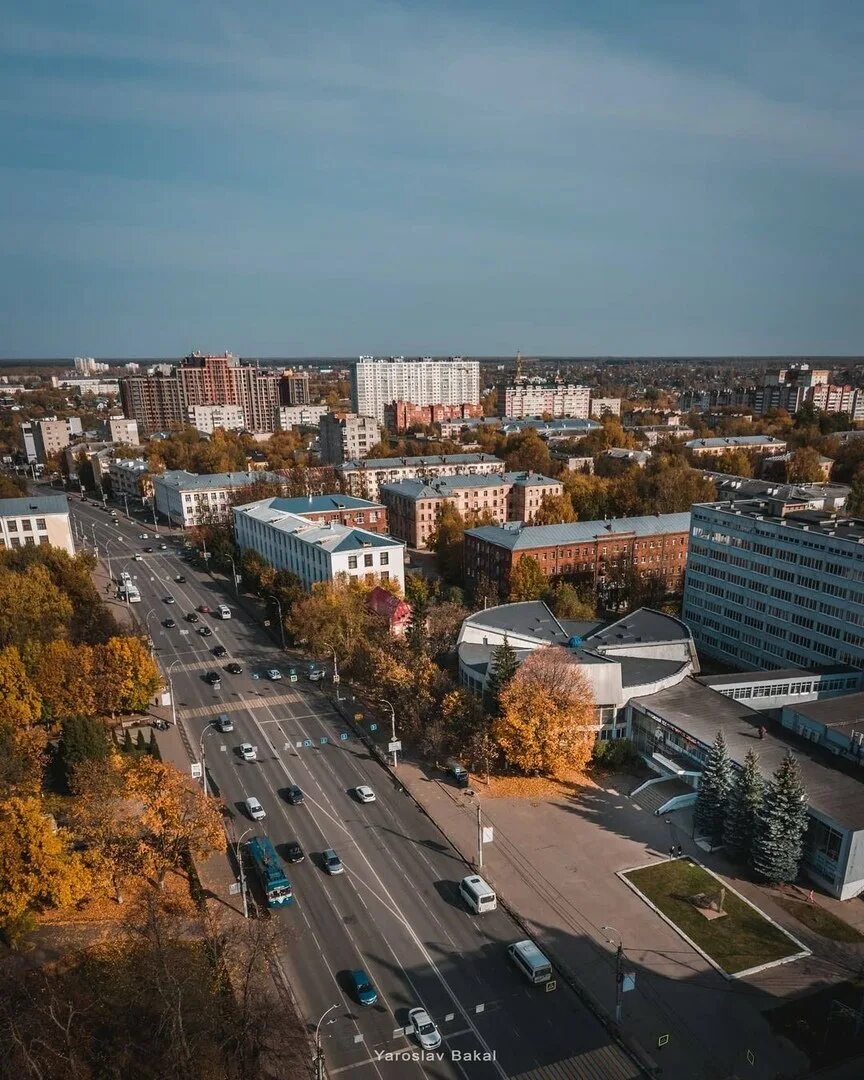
[507,939,553,984]
[459,875,497,913]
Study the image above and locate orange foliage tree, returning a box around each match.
[493,645,596,778]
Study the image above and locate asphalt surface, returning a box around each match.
[63,490,642,1080]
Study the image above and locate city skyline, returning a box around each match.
[3,2,863,356]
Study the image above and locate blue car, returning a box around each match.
[349,969,378,1006]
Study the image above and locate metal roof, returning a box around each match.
[0,495,69,516]
[266,494,383,513]
[339,453,503,470]
[465,512,691,551]
[156,469,279,491]
[685,436,785,449]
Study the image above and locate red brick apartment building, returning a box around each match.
[464,512,691,593]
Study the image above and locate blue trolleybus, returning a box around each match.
[247,835,294,907]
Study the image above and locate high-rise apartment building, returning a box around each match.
[351,356,481,424]
[683,498,864,671]
[319,412,380,464]
[21,418,81,464]
[498,382,591,419]
[279,369,310,406]
[120,352,280,434]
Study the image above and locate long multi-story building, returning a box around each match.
[683,498,864,672]
[497,382,591,419]
[338,453,505,500]
[381,471,563,548]
[187,404,246,434]
[319,413,380,464]
[384,401,483,433]
[120,352,287,434]
[248,494,388,534]
[0,495,75,555]
[351,356,481,424]
[154,469,282,528]
[275,404,328,430]
[234,497,404,592]
[464,512,691,596]
[685,435,787,457]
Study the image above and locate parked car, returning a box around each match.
[238,743,257,761]
[287,667,298,682]
[408,1008,441,1050]
[266,668,282,680]
[349,969,378,1007]
[226,662,243,674]
[245,796,266,821]
[284,840,305,863]
[307,666,325,682]
[354,785,376,804]
[322,849,344,875]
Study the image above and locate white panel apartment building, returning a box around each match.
[351,356,481,424]
[498,383,591,419]
[234,497,405,592]
[683,498,864,671]
[187,404,246,434]
[154,470,281,528]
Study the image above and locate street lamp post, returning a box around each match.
[323,641,340,702]
[314,1005,339,1080]
[232,825,253,919]
[266,594,286,651]
[379,698,398,767]
[601,925,625,1024]
[199,721,217,799]
[165,660,183,729]
[123,493,130,519]
[227,554,239,597]
[90,523,98,554]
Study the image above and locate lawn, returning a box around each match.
[623,859,806,976]
[771,894,864,944]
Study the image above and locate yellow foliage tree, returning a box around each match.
[122,757,226,885]
[494,646,596,778]
[92,636,160,716]
[286,579,381,669]
[0,645,42,728]
[0,796,91,933]
[0,563,73,649]
[22,640,96,724]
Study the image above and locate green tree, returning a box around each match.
[544,581,596,620]
[723,749,764,864]
[485,635,519,715]
[693,731,734,847]
[58,715,111,788]
[848,469,864,515]
[427,502,467,584]
[752,751,809,884]
[502,429,553,474]
[508,556,547,601]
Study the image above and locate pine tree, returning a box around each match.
[722,749,764,864]
[752,751,809,884]
[485,635,519,716]
[135,730,148,755]
[693,730,734,847]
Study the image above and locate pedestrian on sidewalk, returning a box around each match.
[676,844,683,858]
[669,845,676,860]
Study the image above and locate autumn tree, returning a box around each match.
[285,578,383,670]
[502,429,553,474]
[494,645,595,777]
[0,644,42,728]
[23,640,96,725]
[0,797,90,942]
[427,501,468,584]
[424,601,470,660]
[0,563,73,649]
[508,556,547,601]
[785,446,826,483]
[123,757,226,886]
[92,636,161,716]
[532,492,578,525]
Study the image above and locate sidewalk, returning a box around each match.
[390,757,818,1080]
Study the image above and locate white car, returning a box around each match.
[266,668,283,680]
[408,1008,441,1050]
[133,553,143,561]
[355,786,376,804]
[239,743,257,761]
[139,533,149,539]
[245,796,266,821]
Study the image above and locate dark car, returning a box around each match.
[212,645,227,657]
[226,662,243,674]
[185,612,199,623]
[284,785,304,806]
[197,604,210,613]
[175,575,186,583]
[204,671,222,686]
[349,969,378,1007]
[284,840,305,864]
[162,618,176,628]
[198,626,213,637]
[144,546,153,553]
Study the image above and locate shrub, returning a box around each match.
[592,738,642,772]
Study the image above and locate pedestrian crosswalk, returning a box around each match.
[177,692,304,720]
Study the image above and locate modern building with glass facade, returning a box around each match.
[682,498,864,672]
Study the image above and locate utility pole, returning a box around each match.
[477,801,484,868]
[602,926,625,1024]
[266,594,286,650]
[314,1005,338,1080]
[199,722,216,798]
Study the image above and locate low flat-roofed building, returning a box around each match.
[0,495,75,555]
[599,448,652,469]
[628,677,864,899]
[685,435,787,456]
[700,472,849,512]
[234,497,404,592]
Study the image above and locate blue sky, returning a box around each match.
[2,0,863,356]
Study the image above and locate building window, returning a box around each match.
[35,518,46,529]
[380,552,389,565]
[39,535,49,545]
[364,553,373,567]
[7,520,17,532]
[348,556,358,569]
[381,571,389,581]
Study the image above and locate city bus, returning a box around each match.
[119,581,141,603]
[246,836,294,908]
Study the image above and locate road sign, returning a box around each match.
[388,740,402,752]
[545,980,557,992]
[369,723,378,732]
[623,972,636,992]
[657,1034,670,1048]
[333,674,340,683]
[320,736,329,745]
[475,1004,485,1014]
[339,732,349,741]
[303,739,312,748]
[228,882,241,896]
[190,762,202,779]
[482,825,494,844]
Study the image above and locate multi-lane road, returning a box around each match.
[62,489,643,1080]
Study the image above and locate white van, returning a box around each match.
[245,796,266,821]
[459,875,497,913]
[507,939,553,985]
[217,604,232,620]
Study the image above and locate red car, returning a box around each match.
[197,604,210,614]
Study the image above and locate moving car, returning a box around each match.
[349,969,378,1007]
[198,604,210,613]
[158,543,167,550]
[215,713,234,733]
[322,849,344,875]
[175,575,186,583]
[144,546,153,553]
[185,612,199,623]
[198,626,213,637]
[216,604,231,619]
[212,645,227,657]
[162,618,176,628]
[133,553,142,561]
[204,671,222,687]
[284,840,305,863]
[287,667,298,683]
[266,668,282,680]
[284,785,304,805]
[354,785,376,804]
[307,666,325,682]
[163,595,175,604]
[238,743,257,761]
[226,662,243,674]
[408,1008,441,1050]
[139,533,149,539]
[245,796,266,821]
